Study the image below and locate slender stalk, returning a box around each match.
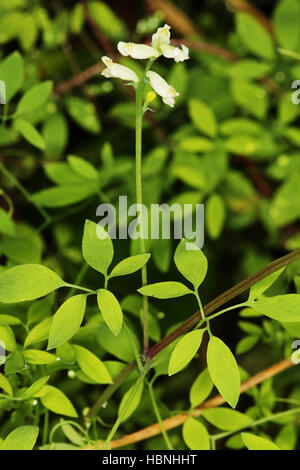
[147,381,173,450]
[135,58,155,353]
[212,406,300,442]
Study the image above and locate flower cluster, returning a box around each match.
[101,24,189,107]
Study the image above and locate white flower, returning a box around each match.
[101,56,139,83]
[161,44,189,62]
[146,71,179,107]
[152,24,171,50]
[117,42,159,59]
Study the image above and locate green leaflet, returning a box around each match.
[189,368,213,408]
[97,289,123,336]
[168,330,204,376]
[188,99,217,137]
[14,118,45,150]
[0,373,13,396]
[207,336,240,409]
[202,408,252,431]
[0,51,23,102]
[1,425,39,450]
[138,281,192,299]
[16,80,53,116]
[38,385,78,418]
[25,317,53,348]
[22,376,50,399]
[0,264,65,303]
[73,344,112,384]
[82,219,114,276]
[182,417,210,450]
[24,349,57,365]
[109,254,151,278]
[236,12,275,60]
[274,0,300,50]
[174,239,208,289]
[248,268,285,301]
[118,381,143,422]
[242,432,280,450]
[206,193,226,240]
[249,294,300,322]
[48,294,87,350]
[0,314,21,326]
[67,155,99,181]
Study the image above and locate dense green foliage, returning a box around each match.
[1,0,300,451]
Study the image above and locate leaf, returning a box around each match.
[182,417,210,450]
[42,112,68,159]
[14,119,45,150]
[32,185,95,208]
[61,422,84,447]
[174,239,208,289]
[0,51,23,102]
[87,1,126,39]
[236,335,259,355]
[206,194,226,239]
[274,0,300,50]
[242,432,280,450]
[16,81,53,116]
[138,281,192,299]
[0,325,17,351]
[249,294,300,322]
[118,381,143,422]
[1,426,39,450]
[67,155,99,181]
[0,314,21,326]
[39,385,78,418]
[0,208,16,237]
[231,80,268,119]
[248,268,285,301]
[109,254,151,279]
[207,336,240,408]
[23,376,50,399]
[24,317,53,348]
[97,289,123,336]
[188,99,217,137]
[202,408,252,431]
[48,295,87,350]
[189,368,213,408]
[168,330,204,376]
[73,344,112,384]
[236,12,275,59]
[82,219,113,276]
[97,322,138,362]
[0,373,13,395]
[5,351,26,374]
[24,349,57,365]
[65,96,101,134]
[275,424,297,450]
[0,264,65,303]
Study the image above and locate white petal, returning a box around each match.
[101,56,139,83]
[146,70,179,107]
[161,44,189,62]
[152,24,171,50]
[117,42,159,59]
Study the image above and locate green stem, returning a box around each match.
[66,264,89,300]
[198,302,249,327]
[211,407,300,442]
[43,409,49,445]
[147,380,173,450]
[135,58,155,354]
[64,283,94,294]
